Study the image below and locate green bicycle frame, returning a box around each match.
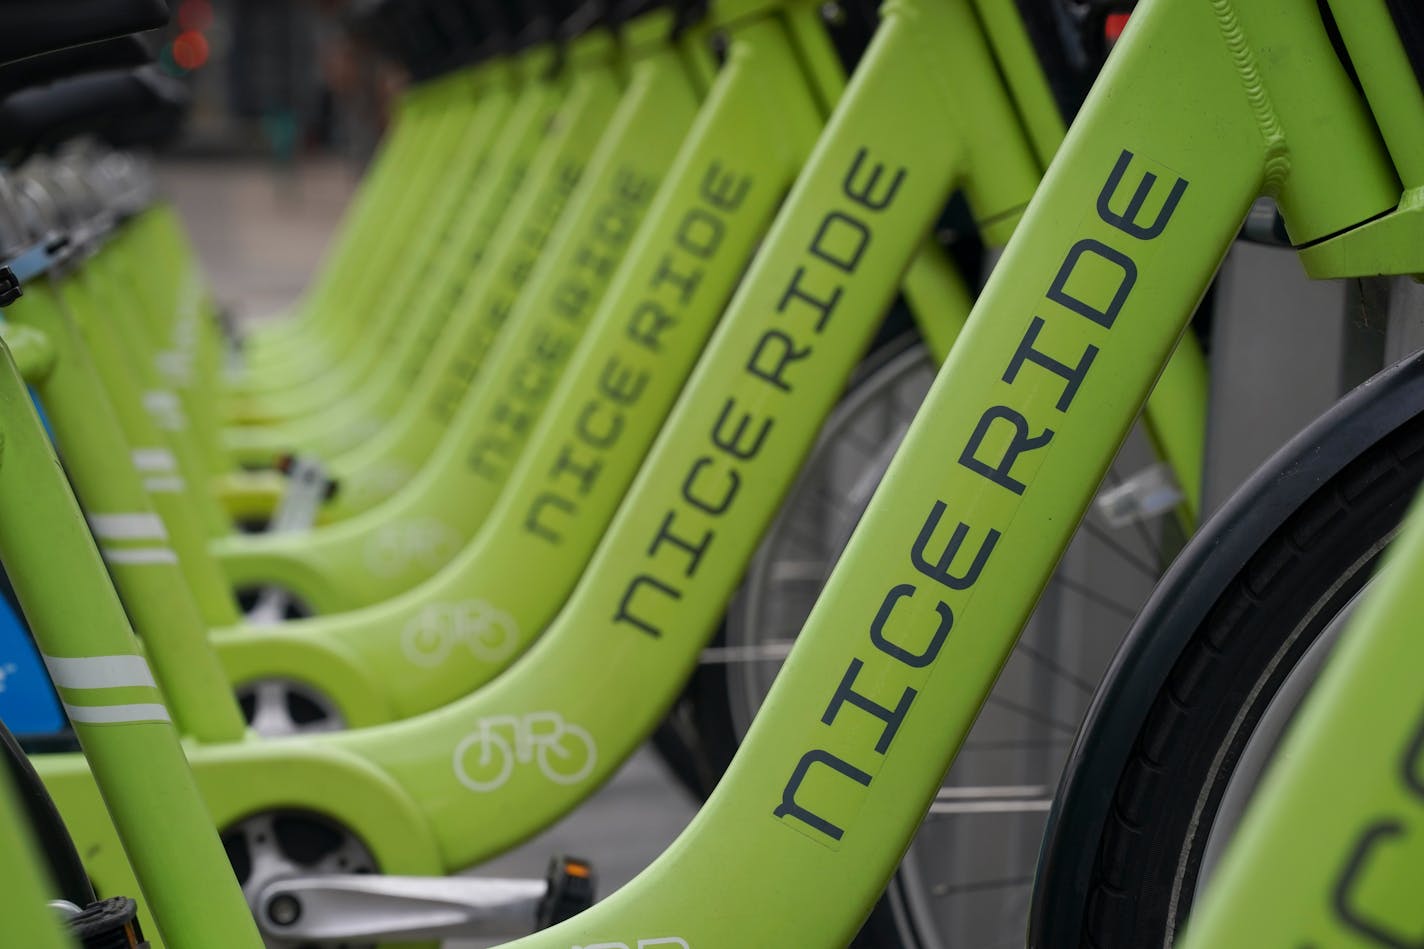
[488,0,1412,944]
[223,66,519,461]
[228,73,488,416]
[0,334,261,949]
[210,31,629,610]
[64,253,243,626]
[238,86,435,367]
[300,44,566,517]
[6,278,246,743]
[31,2,1226,946]
[27,0,989,927]
[213,4,826,723]
[85,223,237,537]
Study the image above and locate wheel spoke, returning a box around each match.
[928,875,1033,898]
[1046,573,1141,621]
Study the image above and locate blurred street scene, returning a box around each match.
[155,0,396,160]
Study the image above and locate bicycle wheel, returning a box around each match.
[715,336,1181,947]
[1066,389,1424,947]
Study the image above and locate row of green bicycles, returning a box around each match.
[5,0,1424,945]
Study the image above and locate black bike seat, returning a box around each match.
[0,0,169,68]
[0,67,187,157]
[0,34,154,101]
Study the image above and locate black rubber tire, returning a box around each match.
[0,717,94,905]
[1081,408,1424,947]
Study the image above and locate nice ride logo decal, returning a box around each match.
[770,149,1189,849]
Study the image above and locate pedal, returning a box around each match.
[1094,462,1185,528]
[63,896,150,949]
[254,872,553,942]
[538,855,596,927]
[267,454,335,532]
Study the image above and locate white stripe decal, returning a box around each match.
[89,513,168,541]
[131,449,177,472]
[64,703,171,725]
[143,477,187,493]
[143,391,188,431]
[102,547,179,565]
[43,654,157,690]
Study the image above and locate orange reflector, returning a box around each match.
[173,30,210,71]
[564,861,591,879]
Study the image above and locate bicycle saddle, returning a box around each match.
[0,0,168,68]
[0,34,154,101]
[0,66,187,158]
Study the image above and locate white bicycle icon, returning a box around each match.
[401,600,520,667]
[574,940,690,949]
[364,519,460,577]
[453,711,597,792]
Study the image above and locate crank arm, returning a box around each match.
[255,856,594,943]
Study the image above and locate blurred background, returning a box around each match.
[153,0,401,321]
[156,0,397,160]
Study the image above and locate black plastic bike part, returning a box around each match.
[66,897,149,949]
[0,34,154,101]
[611,0,706,37]
[818,0,879,79]
[393,0,460,82]
[0,265,21,306]
[0,67,189,158]
[416,0,505,76]
[559,0,614,43]
[0,717,94,906]
[0,1,168,68]
[456,0,515,61]
[536,855,595,927]
[1016,0,1124,122]
[480,0,529,53]
[1384,0,1424,96]
[514,0,562,57]
[404,0,463,74]
[1028,345,1424,949]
